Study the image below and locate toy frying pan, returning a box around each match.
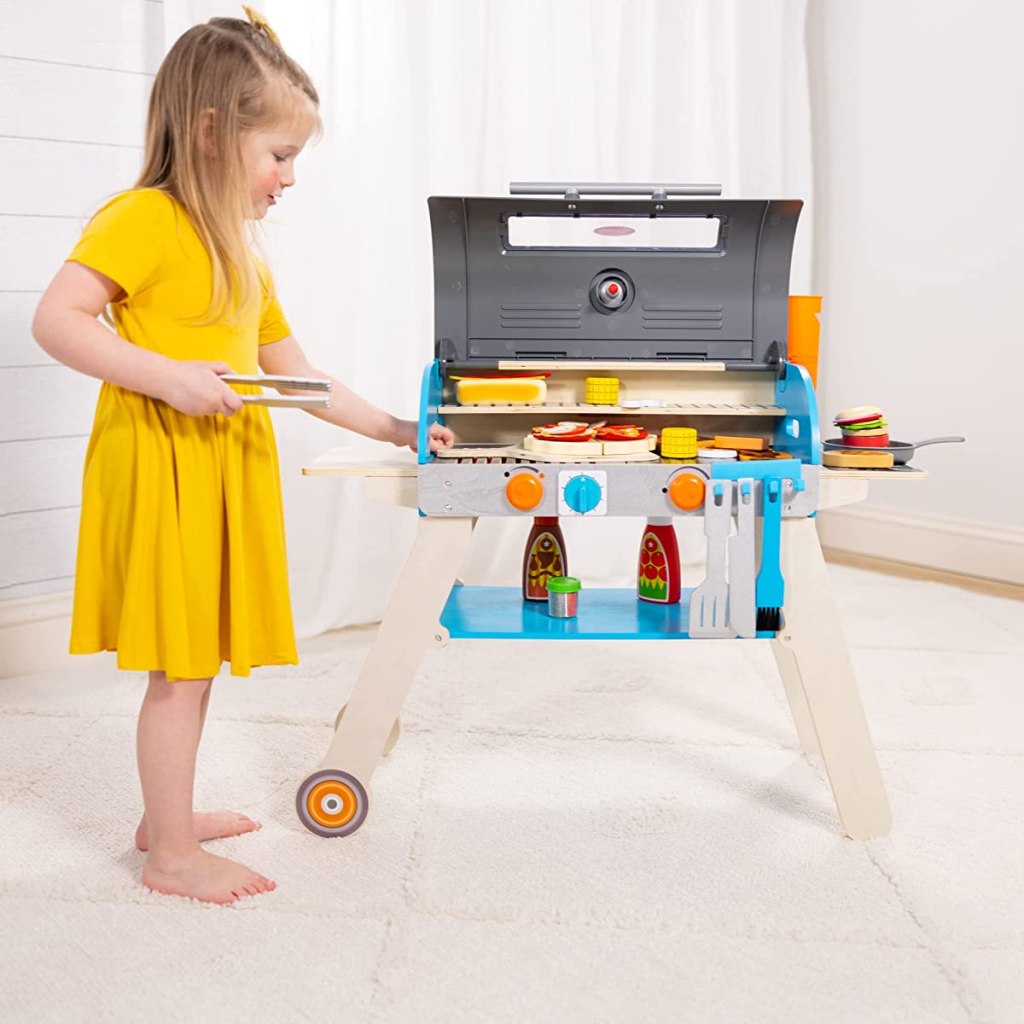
[823,436,964,465]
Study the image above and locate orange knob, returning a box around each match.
[505,472,544,511]
[668,472,705,511]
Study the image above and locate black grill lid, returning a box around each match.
[428,187,801,369]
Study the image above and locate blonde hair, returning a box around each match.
[136,12,320,322]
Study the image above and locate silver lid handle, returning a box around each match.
[509,181,723,199]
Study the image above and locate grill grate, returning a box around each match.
[437,455,669,465]
[438,402,785,416]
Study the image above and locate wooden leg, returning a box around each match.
[771,638,820,756]
[318,516,475,782]
[775,517,892,840]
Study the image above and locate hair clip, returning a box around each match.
[242,5,281,46]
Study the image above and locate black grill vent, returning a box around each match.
[500,303,583,330]
[642,303,724,331]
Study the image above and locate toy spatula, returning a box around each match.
[688,479,734,639]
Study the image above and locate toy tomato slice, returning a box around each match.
[595,424,647,441]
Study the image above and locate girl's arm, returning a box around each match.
[33,262,244,417]
[258,334,453,453]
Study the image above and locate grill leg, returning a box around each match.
[772,517,891,840]
[771,640,820,757]
[316,515,475,786]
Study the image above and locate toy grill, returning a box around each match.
[295,184,893,846]
[415,183,820,640]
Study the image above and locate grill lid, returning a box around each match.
[428,184,801,369]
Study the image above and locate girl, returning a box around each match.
[32,9,452,905]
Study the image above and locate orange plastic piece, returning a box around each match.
[714,434,767,451]
[307,780,358,829]
[506,471,544,510]
[788,295,822,388]
[668,472,705,511]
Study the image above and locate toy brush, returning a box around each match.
[755,478,785,632]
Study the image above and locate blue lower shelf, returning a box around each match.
[440,586,774,641]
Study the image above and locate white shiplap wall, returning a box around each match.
[0,0,162,606]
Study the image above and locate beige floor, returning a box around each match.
[1,562,1022,1023]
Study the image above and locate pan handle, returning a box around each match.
[912,436,965,449]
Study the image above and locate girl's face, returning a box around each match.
[239,117,313,219]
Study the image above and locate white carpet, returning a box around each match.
[1,563,1022,1024]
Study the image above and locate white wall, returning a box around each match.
[807,0,1024,580]
[0,0,163,673]
[0,0,163,601]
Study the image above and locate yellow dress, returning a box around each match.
[67,188,299,681]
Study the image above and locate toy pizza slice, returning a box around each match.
[594,424,648,441]
[531,421,597,442]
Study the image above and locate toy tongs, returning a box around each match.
[221,373,332,409]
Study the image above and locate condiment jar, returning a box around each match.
[546,576,581,618]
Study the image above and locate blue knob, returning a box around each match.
[563,474,603,514]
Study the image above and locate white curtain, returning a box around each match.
[164,0,814,637]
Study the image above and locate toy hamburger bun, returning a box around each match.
[834,404,883,426]
[823,448,895,469]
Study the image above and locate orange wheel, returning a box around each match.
[296,770,369,838]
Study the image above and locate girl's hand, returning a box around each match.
[426,422,455,453]
[397,420,454,453]
[158,361,245,417]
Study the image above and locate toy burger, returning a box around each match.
[833,405,889,447]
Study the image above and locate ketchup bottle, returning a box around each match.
[523,517,568,601]
[637,518,681,604]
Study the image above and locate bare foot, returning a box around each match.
[135,811,262,851]
[142,848,276,904]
